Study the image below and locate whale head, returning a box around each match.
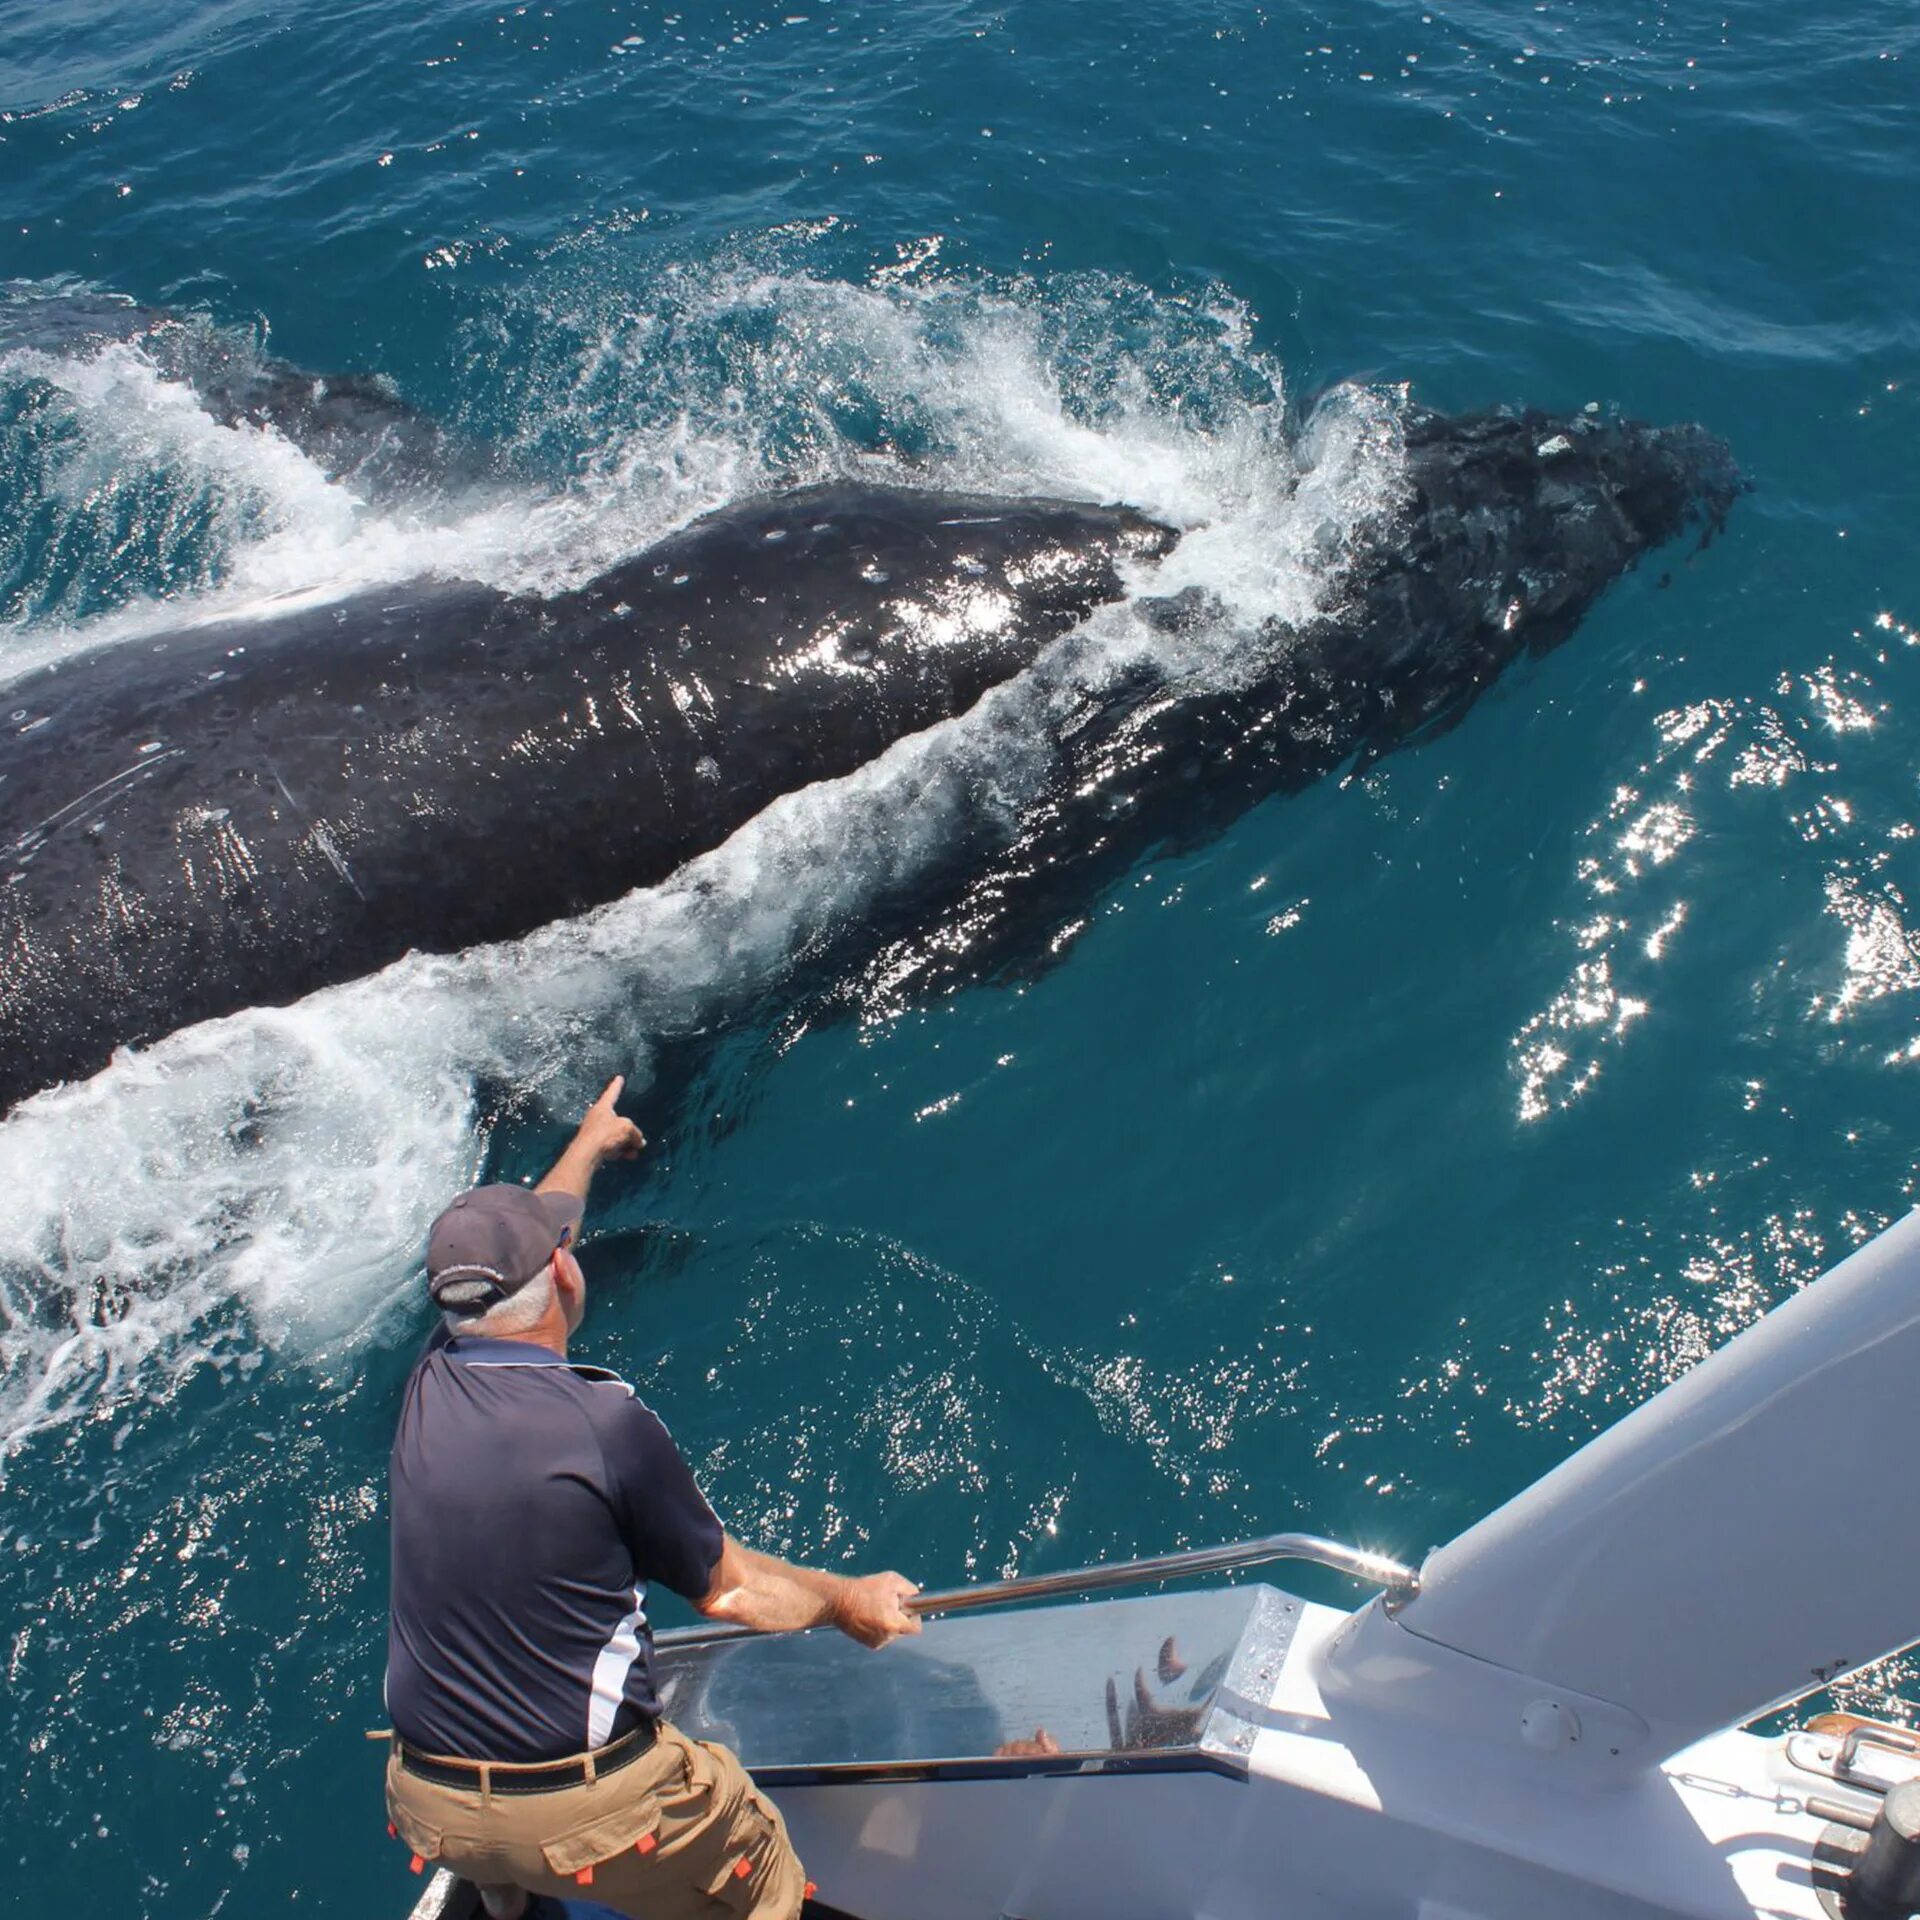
[1321,406,1743,758]
[1383,406,1741,657]
[834,404,1743,1007]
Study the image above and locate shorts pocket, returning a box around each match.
[539,1800,663,1879]
[701,1846,763,1910]
[699,1788,784,1909]
[385,1802,444,1867]
[382,1766,445,1873]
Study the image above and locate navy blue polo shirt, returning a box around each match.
[385,1332,725,1763]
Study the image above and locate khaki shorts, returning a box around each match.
[385,1720,807,1920]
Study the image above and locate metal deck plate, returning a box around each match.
[655,1583,1300,1786]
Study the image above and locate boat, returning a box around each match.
[407,1206,1920,1918]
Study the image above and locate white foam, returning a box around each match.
[0,261,1408,1452]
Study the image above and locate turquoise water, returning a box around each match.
[2,2,1918,1912]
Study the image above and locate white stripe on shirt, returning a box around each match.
[585,1586,648,1749]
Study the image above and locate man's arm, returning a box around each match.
[557,1087,915,1648]
[537,1076,647,1208]
[697,1534,922,1649]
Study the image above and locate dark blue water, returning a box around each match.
[2,2,1917,1912]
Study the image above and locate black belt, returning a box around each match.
[397,1720,657,1795]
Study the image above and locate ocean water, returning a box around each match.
[1,1,1917,1912]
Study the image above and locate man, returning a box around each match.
[384,1077,920,1920]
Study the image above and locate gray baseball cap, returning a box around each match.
[426,1184,585,1316]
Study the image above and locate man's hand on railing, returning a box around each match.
[698,1537,922,1645]
[831,1572,923,1649]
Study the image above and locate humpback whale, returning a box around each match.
[0,388,1739,1118]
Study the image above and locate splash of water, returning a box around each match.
[0,254,1407,1452]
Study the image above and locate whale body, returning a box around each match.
[0,488,1172,1113]
[0,403,1739,1117]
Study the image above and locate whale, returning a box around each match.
[0,399,1740,1118]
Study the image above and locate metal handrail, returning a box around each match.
[655,1530,1420,1649]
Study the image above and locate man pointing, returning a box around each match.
[383,1078,920,1919]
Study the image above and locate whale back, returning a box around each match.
[0,486,1173,1112]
